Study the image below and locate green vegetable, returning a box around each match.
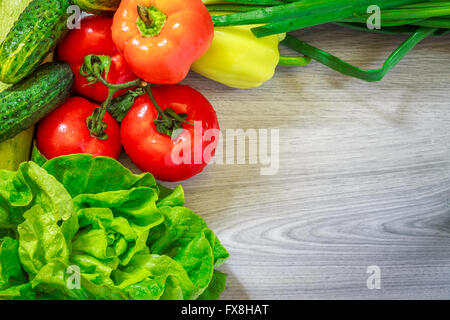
[208,0,450,81]
[198,270,228,300]
[0,0,72,84]
[0,62,74,144]
[0,153,229,300]
[211,0,422,37]
[0,0,33,92]
[338,2,450,28]
[73,0,121,15]
[107,89,145,122]
[0,237,35,299]
[281,27,437,82]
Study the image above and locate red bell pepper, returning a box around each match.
[112,0,214,85]
[57,15,138,103]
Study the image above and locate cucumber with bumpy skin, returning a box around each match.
[73,0,120,15]
[0,0,35,170]
[0,62,74,143]
[0,0,73,84]
[0,127,35,171]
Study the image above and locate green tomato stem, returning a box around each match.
[143,84,193,126]
[88,89,115,139]
[87,69,141,139]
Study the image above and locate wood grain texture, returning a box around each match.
[121,25,450,299]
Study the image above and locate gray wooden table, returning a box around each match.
[122,25,450,300]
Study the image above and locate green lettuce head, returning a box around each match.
[0,153,229,300]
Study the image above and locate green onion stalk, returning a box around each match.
[204,0,450,81]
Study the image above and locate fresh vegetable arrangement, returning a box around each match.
[1,0,449,300]
[0,0,228,300]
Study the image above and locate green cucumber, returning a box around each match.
[0,62,74,143]
[73,0,120,15]
[0,0,35,171]
[0,0,73,84]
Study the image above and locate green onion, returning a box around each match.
[335,22,421,35]
[338,2,450,27]
[281,27,437,82]
[211,0,422,36]
[207,4,267,12]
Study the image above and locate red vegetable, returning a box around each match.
[112,0,214,84]
[121,85,220,182]
[37,97,122,160]
[57,16,138,103]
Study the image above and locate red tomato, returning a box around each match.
[121,85,220,182]
[57,15,138,103]
[37,97,122,160]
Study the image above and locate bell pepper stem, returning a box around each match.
[136,5,167,37]
[138,4,153,26]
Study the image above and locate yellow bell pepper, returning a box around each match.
[191,24,284,89]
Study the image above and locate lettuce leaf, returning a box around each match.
[0,237,26,288]
[0,162,74,230]
[42,154,158,197]
[113,254,196,300]
[18,205,70,276]
[198,270,228,300]
[149,206,230,267]
[0,153,229,300]
[72,188,163,267]
[147,206,230,298]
